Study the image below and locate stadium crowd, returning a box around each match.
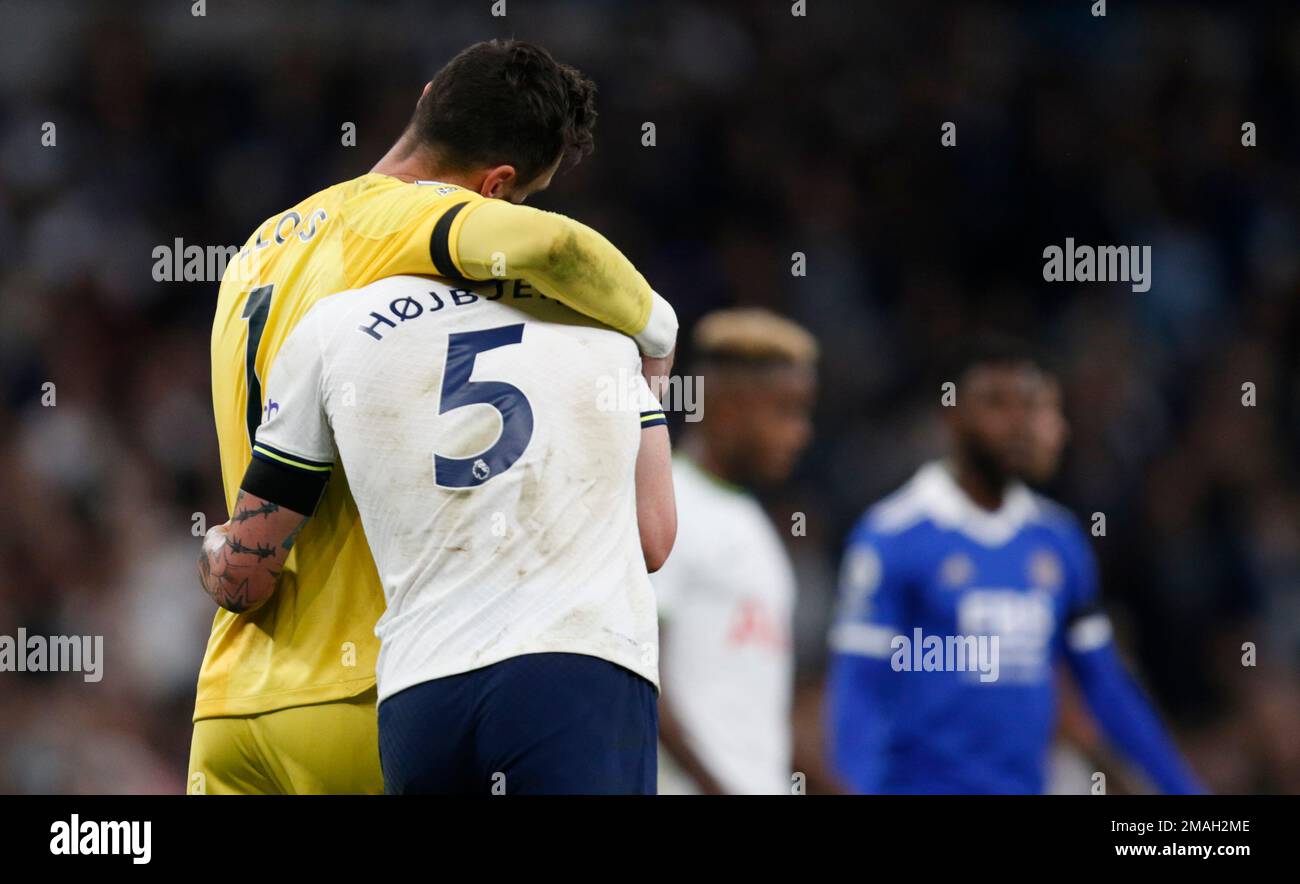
[1,0,1297,793]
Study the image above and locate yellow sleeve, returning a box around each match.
[452,200,675,354]
[340,183,481,288]
[343,181,676,356]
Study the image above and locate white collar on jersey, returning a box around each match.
[893,460,1040,548]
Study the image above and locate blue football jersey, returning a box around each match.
[828,461,1122,794]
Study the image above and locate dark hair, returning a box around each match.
[946,332,1042,385]
[410,39,597,185]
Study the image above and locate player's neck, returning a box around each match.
[683,434,745,490]
[950,457,1007,512]
[371,136,480,191]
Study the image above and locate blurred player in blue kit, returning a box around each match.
[827,336,1205,794]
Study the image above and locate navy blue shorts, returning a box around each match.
[378,652,658,795]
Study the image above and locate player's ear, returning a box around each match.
[479,165,518,200]
[420,80,433,99]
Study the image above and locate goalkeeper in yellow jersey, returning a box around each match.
[189,39,678,794]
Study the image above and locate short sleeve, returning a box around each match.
[827,518,909,661]
[241,309,335,514]
[635,373,667,428]
[1058,520,1114,656]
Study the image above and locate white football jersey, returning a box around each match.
[254,274,661,701]
[651,456,796,794]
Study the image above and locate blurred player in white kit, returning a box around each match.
[652,309,818,794]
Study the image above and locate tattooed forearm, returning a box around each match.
[225,536,278,560]
[282,517,306,550]
[197,492,311,614]
[231,497,281,523]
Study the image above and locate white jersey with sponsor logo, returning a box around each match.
[651,456,795,794]
[254,274,660,701]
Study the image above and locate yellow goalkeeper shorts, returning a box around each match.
[187,689,383,795]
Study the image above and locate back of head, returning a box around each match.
[693,307,820,371]
[943,331,1041,390]
[410,39,598,186]
[690,308,819,487]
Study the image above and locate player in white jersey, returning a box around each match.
[197,274,676,794]
[651,309,818,794]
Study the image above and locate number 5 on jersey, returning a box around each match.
[435,324,535,488]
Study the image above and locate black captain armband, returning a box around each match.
[428,200,474,284]
[243,443,333,515]
[640,409,667,429]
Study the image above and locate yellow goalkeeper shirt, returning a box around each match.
[197,172,668,719]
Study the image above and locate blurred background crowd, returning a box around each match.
[0,0,1297,793]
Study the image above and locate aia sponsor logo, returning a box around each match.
[726,598,789,652]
